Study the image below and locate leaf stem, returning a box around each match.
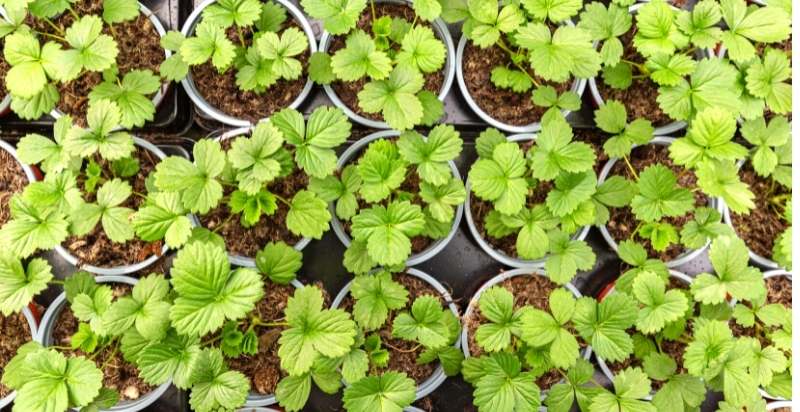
[236,25,246,47]
[50,279,65,285]
[43,18,65,36]
[496,37,540,88]
[622,155,639,181]
[68,6,80,20]
[273,193,291,207]
[99,341,119,370]
[383,341,421,353]
[370,0,376,22]
[34,30,67,42]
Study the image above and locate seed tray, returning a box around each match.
[0,0,195,138]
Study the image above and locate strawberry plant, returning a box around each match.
[0,99,168,269]
[149,106,349,259]
[466,113,602,282]
[304,0,450,130]
[0,0,168,123]
[311,126,465,273]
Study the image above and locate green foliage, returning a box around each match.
[691,235,765,305]
[515,23,601,83]
[392,295,459,349]
[342,371,416,412]
[669,107,747,169]
[519,288,582,369]
[589,367,655,412]
[350,271,408,330]
[578,3,631,67]
[188,348,250,412]
[255,241,302,284]
[0,254,52,315]
[301,0,366,35]
[573,293,638,362]
[594,100,653,159]
[630,164,694,222]
[719,0,791,63]
[463,352,541,412]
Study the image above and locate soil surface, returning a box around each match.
[29,0,164,123]
[462,40,569,126]
[227,281,295,395]
[62,146,164,268]
[765,275,791,308]
[52,284,153,401]
[199,142,305,258]
[595,30,673,128]
[0,46,8,103]
[606,143,709,260]
[729,163,789,259]
[329,3,444,122]
[0,147,29,227]
[191,20,309,123]
[0,311,33,398]
[341,273,448,384]
[464,274,584,390]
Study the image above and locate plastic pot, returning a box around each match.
[49,3,171,122]
[210,127,311,267]
[587,3,713,136]
[330,130,463,267]
[758,269,792,400]
[180,0,316,128]
[317,0,456,129]
[0,306,38,409]
[36,275,171,412]
[455,21,587,134]
[464,133,590,268]
[236,408,281,412]
[52,138,174,275]
[0,138,38,184]
[596,136,718,268]
[330,268,460,400]
[766,401,792,411]
[595,270,693,384]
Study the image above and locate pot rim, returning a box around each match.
[0,305,38,409]
[180,0,316,128]
[454,19,587,134]
[329,130,463,268]
[36,275,171,412]
[330,267,460,400]
[209,126,312,267]
[49,2,171,123]
[0,138,38,184]
[766,401,793,411]
[463,133,590,268]
[594,269,692,387]
[596,136,718,268]
[317,0,456,129]
[52,138,176,275]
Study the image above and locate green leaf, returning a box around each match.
[471,352,541,412]
[88,69,160,128]
[202,0,261,27]
[652,374,706,412]
[397,26,445,73]
[358,66,425,131]
[132,192,192,249]
[468,141,527,215]
[102,0,139,24]
[64,99,134,161]
[0,196,69,258]
[690,235,765,305]
[521,0,581,22]
[351,201,425,266]
[3,33,63,99]
[393,295,452,349]
[589,367,655,412]
[342,372,416,412]
[657,58,741,122]
[228,122,284,194]
[275,374,311,412]
[300,0,366,35]
[63,16,118,72]
[680,207,729,249]
[16,116,75,174]
[676,0,722,49]
[180,21,235,70]
[630,164,694,222]
[255,241,301,284]
[695,160,755,214]
[719,0,791,63]
[419,178,465,223]
[188,348,250,412]
[633,271,688,334]
[530,112,595,180]
[255,27,308,80]
[632,0,687,57]
[11,349,104,411]
[639,221,679,252]
[397,125,462,185]
[331,30,392,81]
[577,3,631,66]
[308,51,335,84]
[745,49,791,115]
[573,293,637,362]
[0,255,52,316]
[516,23,601,82]
[740,115,790,177]
[475,286,520,352]
[154,139,225,214]
[272,106,351,178]
[545,231,596,285]
[490,67,533,93]
[351,271,408,330]
[669,107,747,168]
[546,171,596,217]
[286,190,331,239]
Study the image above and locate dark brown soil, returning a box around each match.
[462,41,569,126]
[191,20,309,123]
[465,274,580,390]
[329,3,444,122]
[0,311,33,398]
[606,144,709,260]
[62,146,164,268]
[0,48,8,103]
[28,0,164,123]
[413,397,434,412]
[765,276,791,308]
[595,30,673,128]
[51,284,153,401]
[729,164,789,259]
[0,147,29,227]
[199,144,305,258]
[341,273,446,384]
[227,281,295,395]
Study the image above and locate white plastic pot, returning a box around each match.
[52,138,178,275]
[455,21,587,134]
[317,0,456,129]
[330,130,463,268]
[50,3,171,122]
[464,133,590,268]
[0,138,37,184]
[210,127,311,267]
[596,136,718,268]
[330,268,460,400]
[759,269,792,401]
[36,275,171,412]
[180,0,316,127]
[0,306,38,409]
[766,401,792,410]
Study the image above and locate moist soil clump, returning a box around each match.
[0,147,29,227]
[465,274,583,390]
[729,163,789,259]
[462,41,569,126]
[341,273,447,384]
[227,282,295,395]
[765,275,791,308]
[606,143,709,260]
[200,142,306,258]
[329,3,444,122]
[29,0,164,123]
[0,311,33,398]
[63,146,163,268]
[51,284,153,401]
[595,30,673,128]
[191,21,309,123]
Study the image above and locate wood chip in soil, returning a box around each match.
[51,284,153,401]
[464,274,586,390]
[0,311,33,398]
[606,143,709,260]
[328,3,444,122]
[729,163,789,260]
[191,21,309,123]
[0,147,29,227]
[462,40,569,126]
[62,146,164,268]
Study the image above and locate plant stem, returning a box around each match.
[383,341,421,353]
[273,193,291,207]
[622,155,639,180]
[370,0,376,22]
[496,37,540,88]
[99,342,119,370]
[43,18,65,36]
[50,279,65,285]
[236,25,246,47]
[34,30,67,42]
[212,213,236,233]
[68,6,80,20]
